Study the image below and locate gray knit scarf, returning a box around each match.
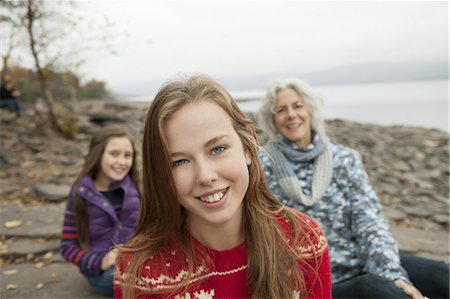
[265,133,333,206]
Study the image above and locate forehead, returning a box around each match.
[275,88,303,105]
[105,136,132,149]
[163,101,236,150]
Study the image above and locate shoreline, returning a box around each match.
[97,98,449,133]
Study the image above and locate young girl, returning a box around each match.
[114,75,331,298]
[60,124,141,297]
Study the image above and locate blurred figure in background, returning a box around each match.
[257,77,449,299]
[60,125,141,297]
[0,80,21,117]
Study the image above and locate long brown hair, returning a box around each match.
[73,124,141,248]
[118,75,323,298]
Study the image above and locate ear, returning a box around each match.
[245,150,252,166]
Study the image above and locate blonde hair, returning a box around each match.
[117,75,324,298]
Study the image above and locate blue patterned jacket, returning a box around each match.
[259,142,410,284]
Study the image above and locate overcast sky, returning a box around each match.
[78,1,447,95]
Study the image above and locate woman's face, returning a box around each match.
[163,101,251,235]
[273,88,312,147]
[95,136,134,191]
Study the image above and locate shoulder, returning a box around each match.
[72,176,95,195]
[330,143,363,167]
[258,147,273,164]
[115,239,192,293]
[330,143,360,159]
[276,209,328,259]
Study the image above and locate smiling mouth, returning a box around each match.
[197,188,228,203]
[286,123,300,129]
[113,168,127,174]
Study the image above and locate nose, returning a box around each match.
[195,159,218,186]
[286,106,296,118]
[117,155,128,165]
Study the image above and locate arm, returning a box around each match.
[288,212,332,299]
[346,150,412,283]
[60,195,104,277]
[11,90,21,97]
[308,245,332,299]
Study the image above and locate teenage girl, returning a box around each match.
[114,76,332,298]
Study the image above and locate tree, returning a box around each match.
[0,1,25,82]
[1,0,116,138]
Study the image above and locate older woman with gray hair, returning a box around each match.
[257,78,449,299]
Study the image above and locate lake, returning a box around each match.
[123,79,448,132]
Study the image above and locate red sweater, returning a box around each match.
[114,213,332,298]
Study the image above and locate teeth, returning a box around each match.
[287,123,300,128]
[199,190,225,203]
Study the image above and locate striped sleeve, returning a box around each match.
[60,195,103,277]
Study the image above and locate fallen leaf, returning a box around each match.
[0,244,8,255]
[35,262,44,269]
[4,220,22,228]
[36,283,44,289]
[423,140,439,147]
[43,251,53,259]
[6,284,17,290]
[3,269,18,275]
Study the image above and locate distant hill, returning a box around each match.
[300,61,448,85]
[218,61,448,91]
[113,61,448,97]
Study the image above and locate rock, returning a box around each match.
[0,109,17,123]
[1,238,59,259]
[34,184,71,201]
[88,112,125,125]
[399,205,433,217]
[432,214,449,225]
[0,204,64,238]
[391,227,449,261]
[382,206,407,221]
[0,263,104,299]
[0,186,21,195]
[104,102,137,111]
[0,145,12,168]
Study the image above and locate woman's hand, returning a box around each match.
[101,248,118,270]
[394,279,427,299]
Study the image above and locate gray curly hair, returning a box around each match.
[256,78,328,143]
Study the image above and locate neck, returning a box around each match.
[188,215,244,251]
[94,176,112,192]
[295,131,312,148]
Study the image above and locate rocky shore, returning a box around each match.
[0,99,448,297]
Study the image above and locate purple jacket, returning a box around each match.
[60,175,140,277]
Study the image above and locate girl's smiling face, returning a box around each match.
[163,101,251,236]
[95,136,134,191]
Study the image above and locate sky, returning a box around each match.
[20,1,450,96]
[76,0,448,96]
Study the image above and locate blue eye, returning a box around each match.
[211,146,225,155]
[173,159,188,167]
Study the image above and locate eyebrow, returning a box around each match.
[275,100,303,107]
[170,134,230,157]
